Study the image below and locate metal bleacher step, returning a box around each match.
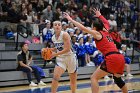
[0,36,14,43]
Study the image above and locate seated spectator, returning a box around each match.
[74,28,83,40]
[42,20,54,43]
[92,51,104,67]
[129,28,140,48]
[108,14,117,30]
[76,37,86,67]
[85,36,96,66]
[42,4,53,21]
[71,36,78,54]
[119,26,131,48]
[62,21,68,31]
[17,42,47,87]
[119,44,133,77]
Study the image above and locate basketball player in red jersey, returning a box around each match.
[64,8,128,93]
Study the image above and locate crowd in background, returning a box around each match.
[0,0,140,67]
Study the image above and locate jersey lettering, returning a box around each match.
[54,43,64,51]
[106,36,113,42]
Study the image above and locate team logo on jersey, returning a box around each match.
[54,43,64,51]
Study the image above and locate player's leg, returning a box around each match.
[113,74,128,93]
[125,57,133,77]
[51,66,65,93]
[69,72,77,93]
[67,54,78,93]
[91,66,108,93]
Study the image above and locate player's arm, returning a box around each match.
[54,32,71,56]
[93,8,110,31]
[63,13,102,40]
[19,61,33,72]
[26,52,33,66]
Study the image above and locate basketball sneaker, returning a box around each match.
[104,75,110,80]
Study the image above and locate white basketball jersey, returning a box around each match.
[52,31,73,57]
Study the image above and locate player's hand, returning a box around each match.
[50,52,57,59]
[28,67,33,72]
[92,8,101,17]
[63,12,73,21]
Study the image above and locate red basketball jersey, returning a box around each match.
[95,31,118,56]
[110,31,121,43]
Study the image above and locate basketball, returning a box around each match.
[41,48,52,60]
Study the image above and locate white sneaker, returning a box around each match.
[104,75,110,80]
[49,61,52,64]
[29,81,38,87]
[127,74,133,77]
[86,63,90,66]
[38,81,47,86]
[89,62,95,66]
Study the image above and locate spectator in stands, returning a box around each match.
[17,42,47,87]
[68,22,75,30]
[119,44,133,77]
[85,36,96,66]
[36,0,45,13]
[20,3,27,12]
[62,21,68,31]
[8,2,20,23]
[67,29,74,37]
[53,7,62,21]
[1,0,12,17]
[19,9,28,35]
[78,5,88,20]
[77,37,86,67]
[42,4,53,21]
[108,14,117,30]
[119,26,131,49]
[129,28,140,48]
[42,20,53,43]
[74,28,82,40]
[116,7,124,28]
[100,0,110,18]
[72,12,83,24]
[71,36,78,54]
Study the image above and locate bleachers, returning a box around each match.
[0,22,140,87]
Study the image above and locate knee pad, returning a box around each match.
[113,76,125,89]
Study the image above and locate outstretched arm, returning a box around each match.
[93,8,110,31]
[63,12,102,40]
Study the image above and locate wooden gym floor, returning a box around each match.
[0,75,140,93]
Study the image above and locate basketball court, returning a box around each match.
[0,75,140,93]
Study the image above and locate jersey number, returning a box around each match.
[106,36,113,42]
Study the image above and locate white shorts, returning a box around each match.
[56,54,78,73]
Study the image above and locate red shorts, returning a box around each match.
[100,53,125,75]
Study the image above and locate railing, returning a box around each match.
[15,25,29,50]
[131,40,140,63]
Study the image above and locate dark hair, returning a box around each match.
[45,41,52,48]
[86,36,91,42]
[20,42,27,48]
[93,18,104,31]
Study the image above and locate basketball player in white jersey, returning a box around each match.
[50,21,78,93]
